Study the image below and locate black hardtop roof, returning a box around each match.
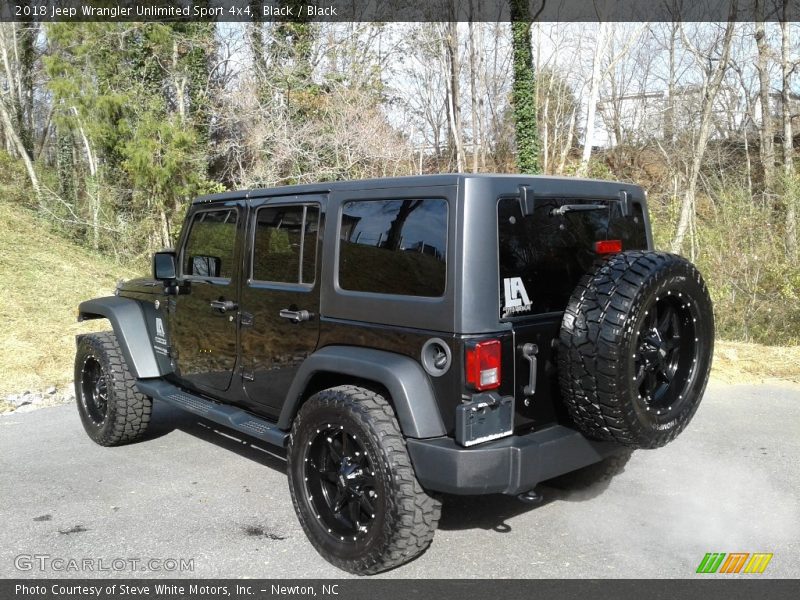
[193,173,644,204]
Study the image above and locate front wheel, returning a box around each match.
[287,385,441,575]
[74,332,152,446]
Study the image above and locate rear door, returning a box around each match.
[238,196,324,417]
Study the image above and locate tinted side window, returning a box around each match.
[339,199,447,297]
[183,209,238,279]
[252,205,319,284]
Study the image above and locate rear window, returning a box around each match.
[252,205,319,285]
[338,198,447,297]
[498,197,647,318]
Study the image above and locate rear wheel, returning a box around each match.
[558,251,714,448]
[287,385,440,575]
[74,332,152,446]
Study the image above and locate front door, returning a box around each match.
[170,205,242,394]
[239,198,323,417]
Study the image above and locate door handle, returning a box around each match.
[279,308,313,323]
[210,300,238,312]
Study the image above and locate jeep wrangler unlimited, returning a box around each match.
[75,174,713,574]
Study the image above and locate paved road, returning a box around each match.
[1,382,798,579]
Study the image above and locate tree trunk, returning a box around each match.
[468,19,480,173]
[781,4,796,259]
[385,200,421,251]
[664,23,677,144]
[755,7,775,192]
[443,21,464,172]
[0,95,41,206]
[70,106,100,249]
[510,0,541,174]
[160,208,171,249]
[672,20,736,253]
[579,22,608,176]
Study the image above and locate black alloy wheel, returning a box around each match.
[303,424,378,542]
[633,293,697,416]
[81,355,109,425]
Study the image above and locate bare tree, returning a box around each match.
[467,18,483,172]
[671,18,737,254]
[781,4,796,258]
[755,1,776,192]
[578,21,609,175]
[0,23,41,206]
[578,22,646,176]
[442,21,465,172]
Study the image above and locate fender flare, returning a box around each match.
[278,346,446,439]
[78,296,161,379]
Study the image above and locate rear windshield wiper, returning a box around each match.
[550,204,607,216]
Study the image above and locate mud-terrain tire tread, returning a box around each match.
[287,385,441,575]
[75,331,152,446]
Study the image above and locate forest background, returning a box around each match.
[1,9,799,397]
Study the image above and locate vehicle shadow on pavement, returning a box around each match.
[147,401,288,473]
[438,450,634,532]
[438,493,550,532]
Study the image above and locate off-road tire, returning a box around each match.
[287,385,441,575]
[558,251,714,449]
[74,332,152,446]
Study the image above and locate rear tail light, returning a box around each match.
[595,239,622,254]
[465,339,502,391]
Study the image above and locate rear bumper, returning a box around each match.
[406,425,618,495]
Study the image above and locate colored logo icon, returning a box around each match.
[696,552,773,574]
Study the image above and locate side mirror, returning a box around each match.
[153,251,177,281]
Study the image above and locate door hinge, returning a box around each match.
[240,312,254,327]
[241,368,255,382]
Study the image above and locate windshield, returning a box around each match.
[498,197,647,319]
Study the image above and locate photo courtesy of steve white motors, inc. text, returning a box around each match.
[10,2,340,19]
[14,583,341,597]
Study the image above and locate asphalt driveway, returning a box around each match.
[1,381,798,578]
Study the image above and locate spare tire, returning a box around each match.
[557,251,714,449]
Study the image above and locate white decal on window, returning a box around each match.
[155,317,166,337]
[503,277,532,316]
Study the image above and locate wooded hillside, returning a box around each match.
[0,20,798,344]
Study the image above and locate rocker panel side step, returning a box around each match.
[135,379,288,448]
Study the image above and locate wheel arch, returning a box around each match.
[77,296,161,379]
[278,346,446,439]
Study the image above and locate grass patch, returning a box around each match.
[712,341,800,385]
[1,199,798,398]
[0,201,141,396]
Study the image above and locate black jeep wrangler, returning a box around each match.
[75,174,713,574]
